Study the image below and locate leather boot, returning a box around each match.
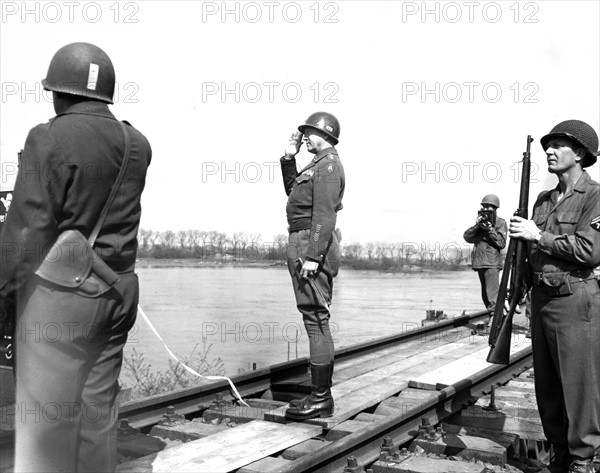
[567,459,595,473]
[548,445,572,473]
[289,360,334,408]
[285,362,334,420]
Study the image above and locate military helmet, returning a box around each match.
[298,112,340,145]
[540,119,599,168]
[42,42,115,104]
[481,194,500,208]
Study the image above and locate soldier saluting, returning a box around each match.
[280,112,345,420]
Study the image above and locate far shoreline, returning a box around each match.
[136,258,471,273]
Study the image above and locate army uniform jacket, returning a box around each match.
[0,101,152,297]
[530,171,600,274]
[463,217,507,270]
[281,147,345,262]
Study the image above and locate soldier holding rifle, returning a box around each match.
[279,112,345,420]
[509,120,600,473]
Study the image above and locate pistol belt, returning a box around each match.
[532,270,595,287]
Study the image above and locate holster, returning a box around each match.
[34,230,120,298]
[533,271,573,297]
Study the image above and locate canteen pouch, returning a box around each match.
[34,230,120,297]
[541,272,573,297]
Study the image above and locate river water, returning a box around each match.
[122,266,484,383]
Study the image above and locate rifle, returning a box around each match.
[486,135,533,365]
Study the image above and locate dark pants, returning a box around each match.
[477,268,500,311]
[531,278,600,461]
[14,272,139,473]
[286,230,340,365]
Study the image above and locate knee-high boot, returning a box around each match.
[285,362,334,420]
[289,360,334,408]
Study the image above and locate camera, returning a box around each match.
[477,209,496,226]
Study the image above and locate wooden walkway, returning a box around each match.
[0,312,552,473]
[112,318,538,473]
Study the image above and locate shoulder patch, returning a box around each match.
[591,215,600,232]
[303,169,315,177]
[327,164,334,173]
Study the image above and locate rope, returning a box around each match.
[137,304,249,407]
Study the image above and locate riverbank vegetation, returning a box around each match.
[137,228,472,272]
[122,342,226,399]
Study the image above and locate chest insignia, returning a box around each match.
[591,215,600,232]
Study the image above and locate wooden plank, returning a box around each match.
[410,432,508,465]
[325,419,374,441]
[474,398,540,424]
[237,456,291,473]
[442,423,521,459]
[372,455,487,473]
[116,420,321,473]
[332,324,477,381]
[266,335,487,428]
[266,379,406,429]
[448,405,545,440]
[375,392,440,416]
[504,380,536,390]
[273,325,484,393]
[409,337,531,390]
[280,438,331,460]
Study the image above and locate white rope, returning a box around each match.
[137,304,249,407]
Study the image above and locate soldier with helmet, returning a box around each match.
[463,194,508,316]
[510,120,600,473]
[0,43,151,472]
[279,112,345,420]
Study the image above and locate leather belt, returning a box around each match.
[532,270,596,287]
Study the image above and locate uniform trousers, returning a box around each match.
[477,268,500,311]
[14,271,139,473]
[286,229,340,365]
[531,278,600,461]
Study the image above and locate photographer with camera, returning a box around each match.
[463,194,507,315]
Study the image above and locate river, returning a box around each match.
[122,266,484,385]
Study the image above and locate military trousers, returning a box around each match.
[477,268,500,311]
[531,277,600,461]
[286,229,341,365]
[13,271,139,473]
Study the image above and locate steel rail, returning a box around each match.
[119,309,491,429]
[271,342,533,473]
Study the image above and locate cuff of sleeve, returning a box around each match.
[537,231,553,254]
[304,248,324,262]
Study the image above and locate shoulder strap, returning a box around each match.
[88,121,131,248]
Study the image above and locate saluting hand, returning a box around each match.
[283,132,303,159]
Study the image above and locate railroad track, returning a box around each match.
[119,309,493,430]
[0,309,536,473]
[112,309,535,473]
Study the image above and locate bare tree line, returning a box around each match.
[137,228,472,271]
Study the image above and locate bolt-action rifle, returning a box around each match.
[486,135,533,365]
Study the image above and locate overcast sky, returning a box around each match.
[1,0,599,247]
